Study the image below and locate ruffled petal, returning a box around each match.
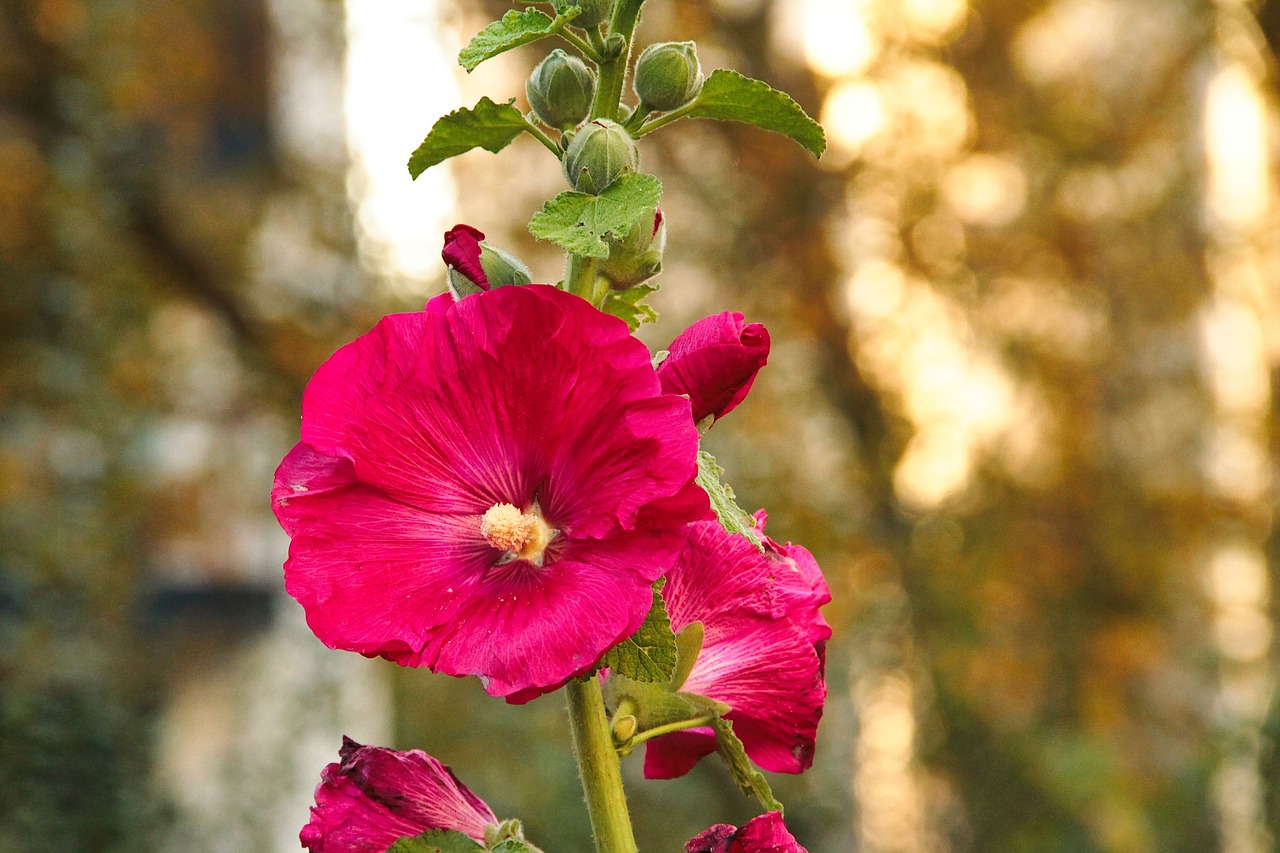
[421,529,677,700]
[658,312,770,423]
[274,446,493,663]
[685,812,808,853]
[301,738,496,853]
[642,518,829,776]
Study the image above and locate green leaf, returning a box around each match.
[711,716,785,814]
[528,173,663,258]
[686,69,825,157]
[601,579,677,683]
[601,283,659,331]
[458,8,580,73]
[387,829,484,853]
[695,451,764,550]
[408,98,530,179]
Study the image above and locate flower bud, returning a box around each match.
[563,118,639,194]
[553,0,612,29]
[657,312,770,425]
[442,224,532,299]
[526,49,595,131]
[601,207,665,287]
[634,41,703,112]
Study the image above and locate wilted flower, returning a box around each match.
[686,812,808,853]
[657,312,770,425]
[273,285,706,701]
[643,514,830,778]
[301,738,497,852]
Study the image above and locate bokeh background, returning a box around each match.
[4,0,1280,850]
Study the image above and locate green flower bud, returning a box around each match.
[477,241,533,288]
[634,41,703,112]
[601,207,665,287]
[526,49,595,131]
[562,118,639,195]
[553,0,612,30]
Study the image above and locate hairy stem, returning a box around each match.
[565,253,600,302]
[566,677,638,853]
[590,0,645,121]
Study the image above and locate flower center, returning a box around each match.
[480,502,555,566]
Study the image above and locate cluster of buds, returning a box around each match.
[520,14,710,292]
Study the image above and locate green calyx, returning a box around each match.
[562,119,639,194]
[447,239,533,299]
[601,206,664,288]
[634,41,703,112]
[527,49,596,131]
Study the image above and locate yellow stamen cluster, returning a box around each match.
[480,502,556,565]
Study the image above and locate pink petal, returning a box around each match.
[658,312,770,423]
[301,738,496,852]
[685,812,808,853]
[442,224,489,289]
[642,519,829,776]
[421,529,679,700]
[642,728,717,779]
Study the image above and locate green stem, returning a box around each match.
[523,118,563,157]
[590,0,646,120]
[634,98,699,137]
[621,105,652,135]
[565,253,600,301]
[566,677,638,853]
[557,28,604,63]
[627,714,715,748]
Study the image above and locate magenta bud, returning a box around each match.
[442,224,532,299]
[657,312,770,425]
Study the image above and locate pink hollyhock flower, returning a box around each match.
[301,738,497,852]
[273,284,706,701]
[643,514,830,778]
[657,312,770,425]
[686,812,808,853]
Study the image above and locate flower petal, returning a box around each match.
[442,224,490,290]
[658,312,770,423]
[685,812,808,853]
[301,738,496,852]
[642,518,829,776]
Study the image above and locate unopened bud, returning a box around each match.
[602,208,665,287]
[526,49,595,131]
[563,118,639,194]
[442,225,532,299]
[554,0,612,29]
[634,41,703,112]
[612,713,638,746]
